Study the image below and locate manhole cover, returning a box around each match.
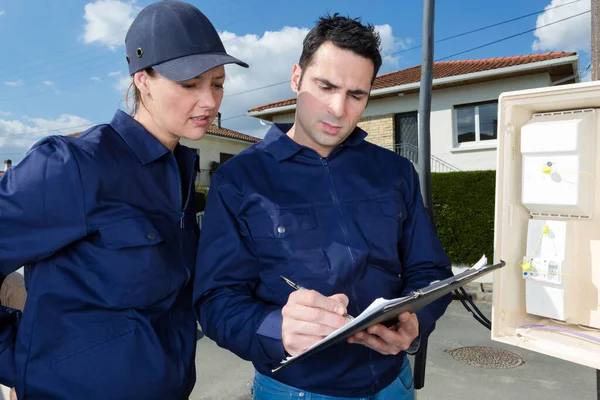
[447,346,523,369]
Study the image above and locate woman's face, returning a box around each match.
[136,66,226,145]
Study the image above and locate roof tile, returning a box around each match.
[249,52,576,113]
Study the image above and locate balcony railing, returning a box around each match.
[395,143,461,173]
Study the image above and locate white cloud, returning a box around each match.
[0,10,5,16]
[375,24,412,71]
[0,114,94,164]
[532,0,591,53]
[5,79,24,87]
[115,75,132,93]
[214,27,307,136]
[43,80,54,86]
[105,70,131,93]
[0,111,11,117]
[216,25,409,136]
[91,76,102,82]
[82,0,139,51]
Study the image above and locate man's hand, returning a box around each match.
[281,290,349,356]
[347,312,419,355]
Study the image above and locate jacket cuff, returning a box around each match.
[256,308,287,364]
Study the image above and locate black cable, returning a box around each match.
[437,10,590,61]
[454,289,491,330]
[387,0,583,58]
[459,286,492,326]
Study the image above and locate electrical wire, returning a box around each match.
[454,289,491,330]
[387,0,583,58]
[520,324,600,344]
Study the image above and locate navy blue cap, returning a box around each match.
[125,0,248,82]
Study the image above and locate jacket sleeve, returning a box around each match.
[399,162,453,337]
[0,136,87,387]
[193,172,286,366]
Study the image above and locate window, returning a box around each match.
[219,152,234,164]
[454,101,498,147]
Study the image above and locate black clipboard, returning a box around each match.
[272,257,506,373]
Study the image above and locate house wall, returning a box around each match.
[181,135,254,184]
[357,115,395,150]
[271,72,552,171]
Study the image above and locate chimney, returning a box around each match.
[3,159,11,171]
[211,112,222,129]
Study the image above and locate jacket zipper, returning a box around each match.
[321,157,378,389]
[169,151,196,387]
[170,152,185,229]
[320,158,358,303]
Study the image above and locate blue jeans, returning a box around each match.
[252,357,414,400]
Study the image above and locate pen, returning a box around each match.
[280,275,354,321]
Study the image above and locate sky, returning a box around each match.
[0,0,593,165]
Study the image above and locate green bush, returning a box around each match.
[193,182,209,213]
[431,170,496,265]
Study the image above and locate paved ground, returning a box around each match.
[191,300,598,400]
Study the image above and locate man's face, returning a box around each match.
[290,41,373,157]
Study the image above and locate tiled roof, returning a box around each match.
[249,52,577,113]
[206,126,260,143]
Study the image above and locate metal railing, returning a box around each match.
[196,211,205,230]
[197,169,212,186]
[395,143,461,173]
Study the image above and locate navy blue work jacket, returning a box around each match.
[194,123,453,398]
[0,110,199,399]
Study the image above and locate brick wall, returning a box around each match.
[358,114,395,151]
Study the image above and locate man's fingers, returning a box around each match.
[348,333,400,355]
[283,333,324,356]
[371,324,412,351]
[290,290,346,315]
[329,293,349,310]
[283,319,342,337]
[282,303,347,329]
[397,311,413,323]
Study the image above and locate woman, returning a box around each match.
[0,1,247,399]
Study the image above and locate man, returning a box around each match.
[194,14,452,399]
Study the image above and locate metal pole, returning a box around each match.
[413,0,435,394]
[418,0,435,213]
[592,0,599,80]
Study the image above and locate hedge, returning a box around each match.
[431,170,496,266]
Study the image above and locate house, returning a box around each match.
[0,159,11,179]
[180,113,261,185]
[247,52,579,172]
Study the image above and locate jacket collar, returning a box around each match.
[263,123,368,162]
[109,109,172,165]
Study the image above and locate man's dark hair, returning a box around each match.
[298,13,382,86]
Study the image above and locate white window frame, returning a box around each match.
[453,101,498,151]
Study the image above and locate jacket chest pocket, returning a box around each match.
[353,199,404,265]
[93,216,175,308]
[243,208,330,288]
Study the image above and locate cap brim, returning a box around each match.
[152,53,249,82]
